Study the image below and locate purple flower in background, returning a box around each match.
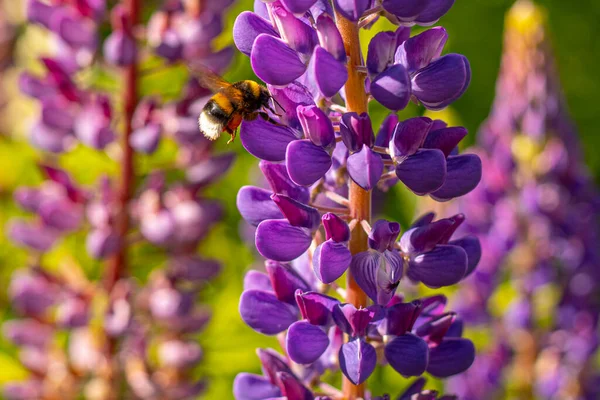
[5,0,236,398]
[447,2,600,399]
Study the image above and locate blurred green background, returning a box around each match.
[1,0,600,398]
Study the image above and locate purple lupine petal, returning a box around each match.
[332,304,375,337]
[130,124,161,154]
[395,149,447,195]
[286,320,330,364]
[237,186,284,226]
[280,0,318,14]
[259,161,310,204]
[416,312,456,344]
[286,139,332,186]
[257,348,295,383]
[379,300,422,336]
[38,200,82,231]
[395,27,448,73]
[371,64,411,111]
[448,236,481,276]
[272,4,318,55]
[239,290,298,335]
[30,122,72,153]
[278,372,314,400]
[268,82,315,132]
[251,34,307,86]
[52,10,97,50]
[412,54,471,111]
[389,117,433,160]
[8,220,58,252]
[347,145,384,191]
[233,373,281,400]
[233,12,278,56]
[368,220,401,253]
[415,0,455,25]
[430,154,482,201]
[307,46,348,98]
[271,194,320,230]
[41,102,74,131]
[397,378,427,400]
[400,218,455,254]
[333,0,370,21]
[381,0,428,21]
[427,338,475,377]
[313,239,352,284]
[410,212,436,229]
[86,228,120,259]
[104,31,136,66]
[240,118,299,162]
[340,112,374,152]
[339,339,377,385]
[255,219,312,261]
[295,291,339,326]
[297,105,335,149]
[375,113,400,149]
[266,261,311,304]
[187,153,236,186]
[422,126,468,157]
[169,256,221,282]
[4,319,54,348]
[243,270,273,292]
[350,250,402,305]
[254,0,270,20]
[407,244,468,288]
[366,30,403,77]
[322,212,350,242]
[316,14,346,62]
[28,0,58,28]
[384,334,429,377]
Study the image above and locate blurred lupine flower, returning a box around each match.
[233,0,480,395]
[446,1,600,399]
[5,0,235,398]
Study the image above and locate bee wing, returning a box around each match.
[188,63,232,92]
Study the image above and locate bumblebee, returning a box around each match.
[192,65,280,144]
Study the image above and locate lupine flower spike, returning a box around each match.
[233,0,482,398]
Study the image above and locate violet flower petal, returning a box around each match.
[271,194,321,230]
[412,54,471,111]
[333,0,370,21]
[259,161,310,203]
[307,46,348,98]
[339,339,377,385]
[286,320,330,364]
[322,212,350,242]
[239,290,298,335]
[233,373,281,400]
[427,338,475,377]
[251,34,307,86]
[240,118,299,162]
[430,154,482,201]
[255,219,312,261]
[371,64,411,111]
[395,27,448,73]
[286,139,332,186]
[237,186,284,226]
[448,235,481,276]
[295,291,340,326]
[233,12,278,56]
[389,117,433,160]
[313,239,352,284]
[395,149,447,195]
[347,145,384,191]
[384,333,429,377]
[422,126,468,157]
[407,244,468,288]
[415,0,456,26]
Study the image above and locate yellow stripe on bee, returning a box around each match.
[245,80,261,98]
[213,93,234,115]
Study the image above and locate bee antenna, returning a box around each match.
[271,96,286,113]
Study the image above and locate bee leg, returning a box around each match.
[225,127,236,144]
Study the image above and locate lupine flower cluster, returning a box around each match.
[3,0,234,398]
[447,1,600,399]
[231,0,483,398]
